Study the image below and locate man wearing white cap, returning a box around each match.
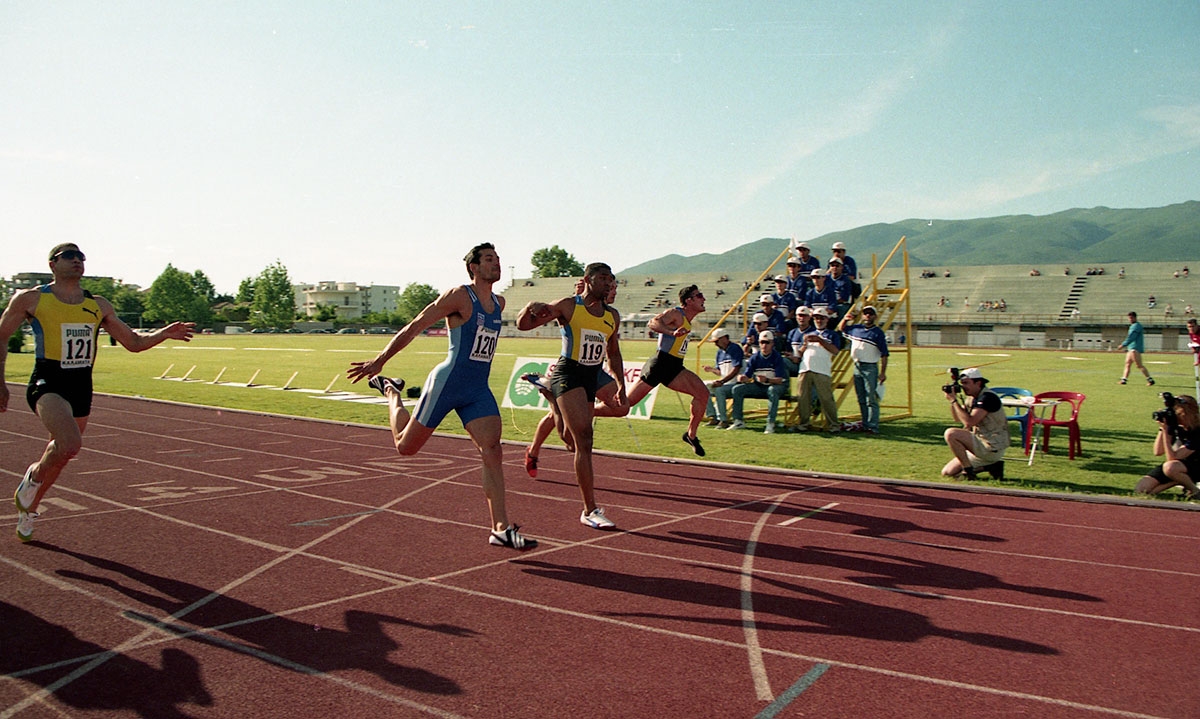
[784,255,811,300]
[794,307,842,432]
[742,312,771,357]
[830,241,858,280]
[727,330,789,433]
[941,367,1009,480]
[804,268,837,312]
[770,275,799,321]
[702,328,745,427]
[758,293,788,336]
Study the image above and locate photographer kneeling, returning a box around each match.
[1134,393,1200,500]
[941,367,1009,480]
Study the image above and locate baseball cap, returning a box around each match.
[773,274,788,282]
[797,242,810,250]
[712,328,730,340]
[759,330,775,342]
[759,294,775,304]
[862,305,877,315]
[809,268,826,277]
[959,367,988,383]
[786,256,801,265]
[812,307,831,318]
[795,306,813,316]
[752,312,769,323]
[831,241,847,250]
[827,256,843,265]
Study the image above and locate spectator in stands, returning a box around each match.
[703,328,744,428]
[1029,269,1040,276]
[742,312,770,357]
[770,276,799,323]
[793,242,821,277]
[1186,304,1195,316]
[794,307,842,433]
[758,294,788,337]
[726,331,789,434]
[782,306,814,376]
[804,268,837,313]
[839,306,888,435]
[1165,303,1175,317]
[826,257,853,321]
[830,241,858,280]
[1118,311,1154,386]
[1147,295,1156,309]
[1134,393,1200,500]
[941,367,1009,481]
[1118,267,1126,279]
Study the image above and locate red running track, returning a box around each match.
[1,391,1197,718]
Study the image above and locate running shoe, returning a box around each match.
[521,373,550,392]
[682,433,705,456]
[16,509,38,543]
[704,417,722,427]
[489,525,538,550]
[982,461,1004,480]
[725,420,747,430]
[524,448,538,478]
[1118,378,1127,385]
[367,376,405,397]
[580,507,616,530]
[763,422,776,435]
[1147,377,1155,386]
[14,465,39,513]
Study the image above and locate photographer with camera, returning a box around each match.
[940,367,1009,481]
[1134,393,1200,499]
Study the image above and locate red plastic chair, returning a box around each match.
[1030,391,1086,459]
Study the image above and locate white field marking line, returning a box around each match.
[1,479,441,714]
[154,447,194,454]
[129,480,176,487]
[742,493,797,700]
[75,468,123,475]
[778,502,839,526]
[204,456,245,463]
[390,570,1171,719]
[242,347,315,352]
[583,537,1200,635]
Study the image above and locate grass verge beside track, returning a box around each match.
[3,333,1192,503]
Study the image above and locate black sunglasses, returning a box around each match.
[53,250,86,262]
[688,293,705,301]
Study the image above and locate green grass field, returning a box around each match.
[5,332,1195,502]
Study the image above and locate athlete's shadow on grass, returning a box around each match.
[513,559,1057,654]
[0,600,212,719]
[35,543,464,698]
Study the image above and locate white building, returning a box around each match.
[294,281,399,319]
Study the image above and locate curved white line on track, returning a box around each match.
[741,492,797,700]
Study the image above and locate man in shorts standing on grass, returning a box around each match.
[0,243,195,542]
[346,243,536,550]
[623,285,710,456]
[941,367,1009,481]
[1118,311,1154,386]
[517,263,626,529]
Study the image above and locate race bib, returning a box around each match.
[578,329,607,366]
[469,326,498,362]
[60,323,95,369]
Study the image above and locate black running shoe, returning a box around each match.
[682,433,705,457]
[367,376,405,397]
[489,525,538,550]
[982,461,1004,480]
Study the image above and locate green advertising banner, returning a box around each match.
[501,357,657,419]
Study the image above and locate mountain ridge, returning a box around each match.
[618,201,1200,276]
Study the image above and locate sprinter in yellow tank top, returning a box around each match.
[623,284,712,457]
[0,243,195,542]
[517,262,626,529]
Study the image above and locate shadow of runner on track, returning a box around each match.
[513,559,1058,654]
[28,543,466,698]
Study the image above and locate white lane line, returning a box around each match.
[778,502,839,526]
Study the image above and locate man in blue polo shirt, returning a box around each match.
[840,305,889,434]
[727,330,789,434]
[703,328,745,427]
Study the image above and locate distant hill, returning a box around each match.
[619,201,1200,276]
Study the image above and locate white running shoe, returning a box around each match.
[14,465,39,513]
[16,509,38,543]
[489,525,538,550]
[580,507,616,530]
[725,420,747,430]
[764,421,776,434]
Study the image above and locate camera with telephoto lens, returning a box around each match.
[942,367,961,394]
[1152,392,1178,428]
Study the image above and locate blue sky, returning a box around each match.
[2,2,1197,296]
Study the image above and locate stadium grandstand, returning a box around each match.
[499,261,1198,352]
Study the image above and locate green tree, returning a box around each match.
[314,303,338,322]
[251,261,296,330]
[530,245,584,278]
[190,270,217,305]
[236,277,256,303]
[143,264,213,325]
[396,283,439,325]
